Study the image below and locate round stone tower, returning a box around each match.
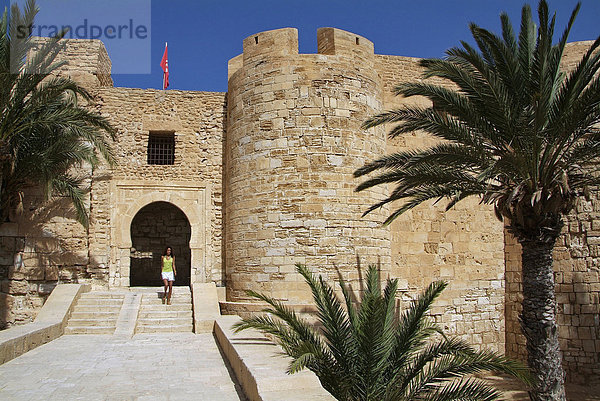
[225,28,391,302]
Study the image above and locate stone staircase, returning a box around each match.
[64,287,193,335]
[135,287,193,333]
[65,292,125,334]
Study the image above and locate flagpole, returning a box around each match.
[163,42,167,90]
[161,42,168,90]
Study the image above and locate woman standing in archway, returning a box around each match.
[161,246,177,304]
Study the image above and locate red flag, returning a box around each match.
[160,43,169,90]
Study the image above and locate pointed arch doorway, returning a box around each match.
[129,201,191,286]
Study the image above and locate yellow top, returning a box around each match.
[162,256,174,272]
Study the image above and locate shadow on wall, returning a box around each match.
[0,189,95,329]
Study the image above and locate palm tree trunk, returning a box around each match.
[519,239,566,401]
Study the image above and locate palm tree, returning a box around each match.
[235,264,531,401]
[0,0,115,227]
[354,1,600,400]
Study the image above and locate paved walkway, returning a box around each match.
[0,333,245,401]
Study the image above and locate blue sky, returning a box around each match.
[5,0,600,92]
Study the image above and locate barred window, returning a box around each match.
[147,132,175,165]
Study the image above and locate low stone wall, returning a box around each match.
[219,301,317,319]
[214,315,334,401]
[0,284,89,364]
[191,282,220,333]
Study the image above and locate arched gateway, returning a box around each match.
[110,183,210,288]
[130,202,191,286]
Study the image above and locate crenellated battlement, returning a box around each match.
[30,37,113,88]
[228,27,376,78]
[317,27,374,57]
[242,27,299,61]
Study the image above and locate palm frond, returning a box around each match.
[355,0,598,242]
[0,0,116,226]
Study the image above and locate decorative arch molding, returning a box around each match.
[109,180,211,287]
[118,194,202,248]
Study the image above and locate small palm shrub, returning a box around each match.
[234,264,532,401]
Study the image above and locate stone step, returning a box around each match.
[141,301,192,307]
[152,289,192,295]
[76,298,124,306]
[136,317,192,326]
[141,293,191,300]
[134,291,193,334]
[79,292,126,299]
[138,310,192,319]
[65,291,126,334]
[67,318,120,326]
[135,290,191,297]
[70,311,120,319]
[79,292,125,297]
[72,305,122,313]
[142,293,191,299]
[139,304,191,312]
[65,325,116,335]
[131,286,191,293]
[135,324,193,333]
[66,290,194,335]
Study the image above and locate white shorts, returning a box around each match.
[161,271,175,282]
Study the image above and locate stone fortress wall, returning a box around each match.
[225,28,391,304]
[374,53,507,353]
[0,28,597,381]
[89,87,226,289]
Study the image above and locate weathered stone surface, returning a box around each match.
[0,30,596,384]
[0,283,89,364]
[506,195,600,384]
[226,28,391,305]
[214,315,334,401]
[192,282,220,333]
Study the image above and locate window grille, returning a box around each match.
[147,132,175,165]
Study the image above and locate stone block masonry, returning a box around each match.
[225,28,391,304]
[374,52,505,354]
[0,30,597,383]
[0,191,90,327]
[90,88,226,288]
[505,194,600,384]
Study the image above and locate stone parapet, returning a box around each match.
[191,282,220,333]
[0,283,89,364]
[214,315,335,401]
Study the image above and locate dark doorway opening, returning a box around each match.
[130,201,191,286]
